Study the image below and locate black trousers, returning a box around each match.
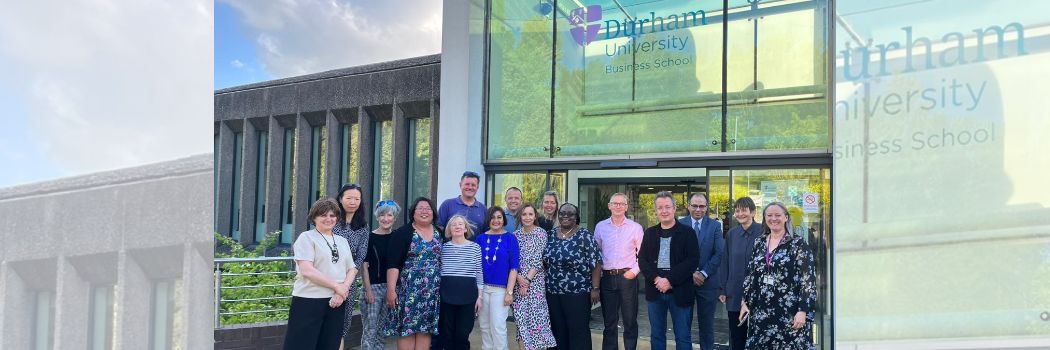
[284,296,346,350]
[600,274,639,350]
[439,302,475,350]
[727,310,749,350]
[547,292,592,350]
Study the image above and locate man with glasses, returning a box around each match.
[593,193,644,350]
[678,193,724,350]
[437,171,488,232]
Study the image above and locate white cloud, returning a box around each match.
[0,0,213,176]
[231,59,245,68]
[221,0,442,78]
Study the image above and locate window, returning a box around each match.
[486,0,830,159]
[373,120,393,204]
[341,123,359,185]
[32,290,54,350]
[88,286,114,350]
[150,280,175,350]
[408,118,432,201]
[280,128,294,244]
[254,131,268,243]
[230,132,243,240]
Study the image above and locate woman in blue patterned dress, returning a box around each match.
[739,202,817,350]
[383,197,442,350]
[543,203,602,350]
[512,204,557,350]
[332,183,370,349]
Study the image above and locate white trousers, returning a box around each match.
[478,285,510,350]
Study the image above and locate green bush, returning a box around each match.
[215,231,293,326]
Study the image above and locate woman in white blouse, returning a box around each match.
[283,198,359,350]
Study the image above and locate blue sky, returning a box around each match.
[0,0,213,189]
[214,0,442,88]
[215,1,271,90]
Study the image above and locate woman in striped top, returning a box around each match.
[439,215,484,350]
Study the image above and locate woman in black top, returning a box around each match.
[359,199,399,350]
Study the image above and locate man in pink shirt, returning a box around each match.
[593,193,644,350]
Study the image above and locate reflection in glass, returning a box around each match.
[373,120,393,204]
[409,118,432,201]
[341,123,359,185]
[230,132,243,240]
[280,128,294,244]
[486,1,553,159]
[255,131,268,243]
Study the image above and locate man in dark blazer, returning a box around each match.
[639,191,700,350]
[678,193,724,350]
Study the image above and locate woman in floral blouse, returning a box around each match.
[383,197,442,349]
[739,202,817,350]
[543,203,602,350]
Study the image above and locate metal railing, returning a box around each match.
[214,256,296,328]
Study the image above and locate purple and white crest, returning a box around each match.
[569,5,602,46]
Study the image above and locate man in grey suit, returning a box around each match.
[678,192,724,350]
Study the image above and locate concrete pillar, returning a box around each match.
[356,106,376,209]
[215,122,235,237]
[52,256,89,350]
[238,121,260,245]
[292,114,312,236]
[264,117,285,237]
[438,0,488,203]
[391,103,409,226]
[324,110,342,199]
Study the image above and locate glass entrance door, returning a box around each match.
[570,167,831,349]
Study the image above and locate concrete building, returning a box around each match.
[0,155,213,350]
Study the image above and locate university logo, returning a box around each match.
[569,5,602,46]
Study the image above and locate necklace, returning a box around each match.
[558,226,577,239]
[484,234,503,264]
[319,232,339,264]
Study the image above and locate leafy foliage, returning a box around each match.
[215,231,293,326]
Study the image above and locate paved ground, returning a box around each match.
[362,297,732,349]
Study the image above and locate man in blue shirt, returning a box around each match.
[677,192,724,350]
[503,187,523,232]
[437,171,488,232]
[719,197,763,350]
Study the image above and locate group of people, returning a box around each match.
[283,170,817,350]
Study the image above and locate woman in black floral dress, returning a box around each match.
[740,202,816,350]
[333,183,370,348]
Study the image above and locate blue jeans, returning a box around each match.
[647,293,693,350]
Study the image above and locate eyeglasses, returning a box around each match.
[609,202,628,207]
[463,171,479,177]
[342,183,362,190]
[689,204,708,209]
[557,211,576,218]
[377,199,396,208]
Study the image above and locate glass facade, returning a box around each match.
[833,0,1050,346]
[254,131,267,243]
[487,0,829,160]
[309,126,323,204]
[341,123,359,185]
[230,132,243,241]
[280,128,294,244]
[490,171,567,209]
[373,120,393,204]
[408,118,432,201]
[89,285,114,350]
